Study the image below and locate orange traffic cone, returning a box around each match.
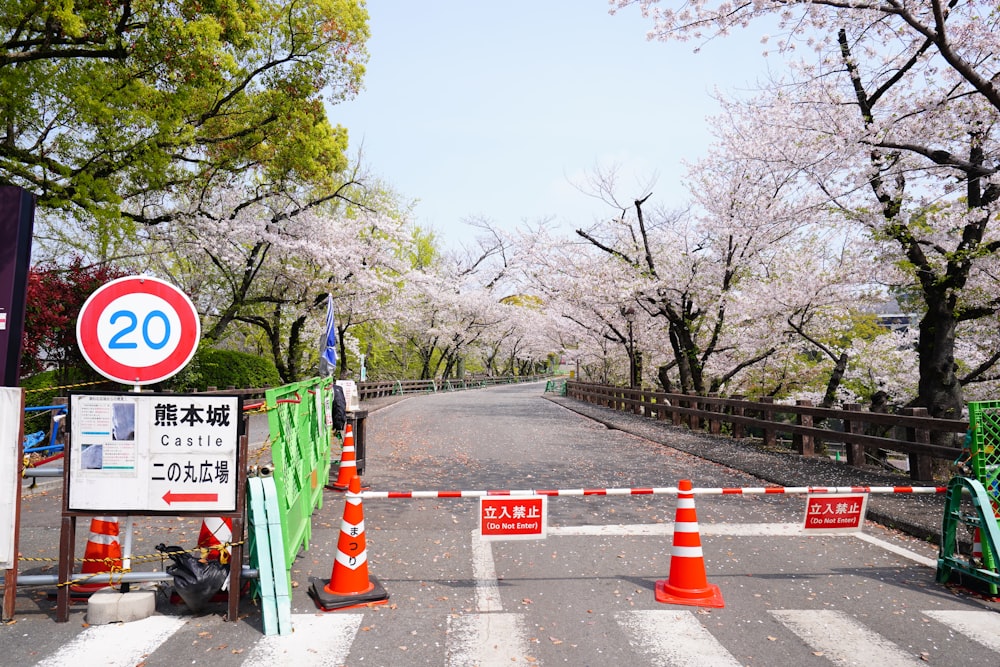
[198,517,233,562]
[327,423,357,491]
[655,479,725,608]
[309,474,389,611]
[71,515,123,595]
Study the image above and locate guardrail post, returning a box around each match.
[687,392,700,431]
[844,403,864,466]
[672,394,683,426]
[794,400,814,456]
[902,407,934,481]
[707,393,721,435]
[760,397,776,448]
[632,388,642,415]
[731,395,745,438]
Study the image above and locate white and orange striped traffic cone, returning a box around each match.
[198,517,233,562]
[309,474,389,611]
[71,516,123,595]
[327,423,358,492]
[654,479,725,608]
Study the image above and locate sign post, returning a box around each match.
[57,277,246,622]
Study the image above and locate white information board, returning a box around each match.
[0,387,21,569]
[68,393,240,512]
[337,380,360,412]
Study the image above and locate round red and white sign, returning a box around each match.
[76,276,201,385]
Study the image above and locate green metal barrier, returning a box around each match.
[938,476,1000,593]
[265,377,333,583]
[967,400,1000,507]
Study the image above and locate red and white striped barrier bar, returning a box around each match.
[361,485,947,499]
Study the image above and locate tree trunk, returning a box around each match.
[916,300,963,420]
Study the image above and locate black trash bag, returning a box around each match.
[332,384,347,432]
[156,543,229,612]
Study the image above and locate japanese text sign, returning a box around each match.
[480,496,548,541]
[803,493,869,533]
[67,392,241,513]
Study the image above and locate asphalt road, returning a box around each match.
[4,382,1000,666]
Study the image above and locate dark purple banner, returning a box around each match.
[0,186,35,387]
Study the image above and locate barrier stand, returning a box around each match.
[247,475,291,635]
[938,476,1000,595]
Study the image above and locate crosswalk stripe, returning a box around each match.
[242,613,362,666]
[447,613,532,666]
[471,529,503,612]
[616,610,742,667]
[923,610,1000,653]
[35,615,187,667]
[770,609,921,666]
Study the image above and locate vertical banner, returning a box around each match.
[0,186,35,387]
[0,387,24,569]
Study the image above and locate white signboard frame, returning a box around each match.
[67,392,241,513]
[0,387,22,570]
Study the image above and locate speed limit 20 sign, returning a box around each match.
[76,276,201,385]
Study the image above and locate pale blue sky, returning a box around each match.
[330,1,775,244]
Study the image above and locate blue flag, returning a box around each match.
[320,294,337,377]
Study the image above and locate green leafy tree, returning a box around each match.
[0,1,369,244]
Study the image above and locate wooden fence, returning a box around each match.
[201,374,549,403]
[566,381,969,482]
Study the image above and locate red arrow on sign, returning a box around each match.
[162,490,219,505]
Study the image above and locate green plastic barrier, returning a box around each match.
[938,476,1000,594]
[265,377,333,579]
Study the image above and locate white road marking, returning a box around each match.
[770,609,922,666]
[36,615,187,667]
[242,613,362,666]
[550,522,938,567]
[852,531,937,567]
[549,522,805,536]
[617,610,743,666]
[924,610,1000,652]
[471,529,503,612]
[447,613,532,666]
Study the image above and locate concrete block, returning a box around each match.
[86,590,156,625]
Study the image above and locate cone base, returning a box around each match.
[325,481,350,491]
[66,583,114,598]
[308,575,389,611]
[654,578,725,608]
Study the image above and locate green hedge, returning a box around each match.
[168,347,281,392]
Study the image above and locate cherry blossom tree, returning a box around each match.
[614,0,1000,419]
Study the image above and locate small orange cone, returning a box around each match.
[655,479,725,608]
[327,423,357,491]
[309,474,389,611]
[198,516,233,562]
[71,515,123,595]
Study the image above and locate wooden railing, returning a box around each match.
[566,381,969,481]
[200,374,550,403]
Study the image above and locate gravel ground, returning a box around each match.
[362,390,947,544]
